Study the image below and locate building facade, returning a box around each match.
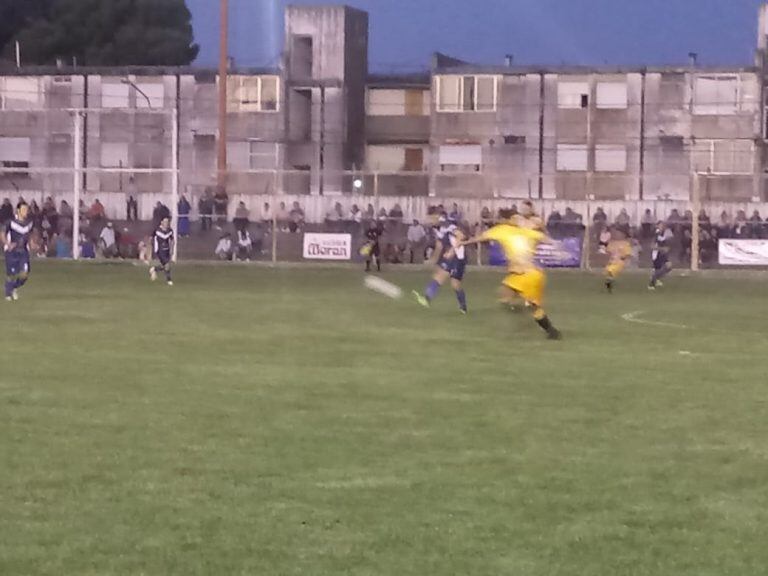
[0,3,767,212]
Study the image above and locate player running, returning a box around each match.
[4,201,33,302]
[413,221,468,314]
[604,226,632,293]
[648,221,673,290]
[150,217,175,286]
[463,222,562,340]
[362,223,382,273]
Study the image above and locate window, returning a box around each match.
[226,142,249,170]
[693,75,739,115]
[692,139,753,174]
[367,89,428,116]
[100,143,129,168]
[438,144,482,170]
[1,77,41,109]
[134,146,164,169]
[248,141,277,169]
[0,137,31,176]
[227,76,281,112]
[596,82,628,109]
[595,145,627,172]
[135,83,165,109]
[435,76,497,112]
[102,82,130,108]
[558,82,589,109]
[556,144,588,171]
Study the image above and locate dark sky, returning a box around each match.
[187,0,765,70]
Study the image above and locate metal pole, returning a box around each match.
[72,112,82,260]
[171,107,180,262]
[217,0,229,188]
[691,172,700,271]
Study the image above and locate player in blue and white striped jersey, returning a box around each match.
[4,201,33,302]
[150,217,175,286]
[413,218,468,314]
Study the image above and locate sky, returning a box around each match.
[187,0,766,71]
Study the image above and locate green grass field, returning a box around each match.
[1,261,767,576]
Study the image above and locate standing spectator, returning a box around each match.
[364,203,375,222]
[233,201,250,232]
[235,229,253,261]
[42,197,59,235]
[214,233,233,260]
[213,186,229,224]
[126,176,139,221]
[59,200,74,236]
[716,211,732,238]
[641,208,655,238]
[349,204,362,227]
[152,202,170,228]
[99,222,119,258]
[289,201,305,233]
[480,206,492,228]
[546,209,562,231]
[592,206,607,227]
[406,219,427,263]
[178,195,191,237]
[698,208,710,226]
[0,198,12,225]
[448,203,462,222]
[389,203,404,222]
[615,208,630,229]
[734,210,748,238]
[325,202,344,231]
[749,210,763,238]
[276,201,290,231]
[198,188,214,232]
[261,202,272,226]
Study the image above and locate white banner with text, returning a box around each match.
[718,239,768,266]
[302,233,352,261]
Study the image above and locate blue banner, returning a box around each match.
[488,238,582,269]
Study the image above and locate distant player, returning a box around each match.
[463,223,562,340]
[649,221,673,290]
[150,216,175,285]
[604,226,632,293]
[413,224,468,314]
[362,223,382,272]
[4,201,33,302]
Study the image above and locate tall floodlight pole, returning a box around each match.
[217,0,229,187]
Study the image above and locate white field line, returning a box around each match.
[621,310,689,329]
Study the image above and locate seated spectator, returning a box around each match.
[233,201,250,232]
[326,202,344,223]
[99,222,119,258]
[592,207,607,227]
[235,229,253,261]
[364,203,375,222]
[377,207,388,221]
[213,186,229,224]
[407,219,426,263]
[289,201,305,233]
[152,202,170,227]
[546,210,562,230]
[667,209,682,226]
[389,203,404,221]
[117,227,141,259]
[641,208,655,238]
[700,227,717,264]
[698,208,710,226]
[276,201,290,231]
[88,198,106,223]
[55,234,72,259]
[215,233,233,260]
[598,228,611,254]
[349,204,362,224]
[615,208,630,228]
[448,203,462,222]
[178,195,191,237]
[715,211,732,238]
[0,197,12,225]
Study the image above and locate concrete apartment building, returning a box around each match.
[0,3,767,214]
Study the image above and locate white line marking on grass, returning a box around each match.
[621,310,689,329]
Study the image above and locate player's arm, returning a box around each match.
[3,228,14,252]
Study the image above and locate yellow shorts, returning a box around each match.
[502,269,546,307]
[605,261,625,278]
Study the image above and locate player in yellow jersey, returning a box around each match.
[512,200,545,231]
[463,223,562,340]
[604,226,632,294]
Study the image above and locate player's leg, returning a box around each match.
[605,262,620,293]
[5,255,17,301]
[373,244,381,272]
[512,270,561,339]
[163,260,173,285]
[414,267,448,307]
[498,282,524,311]
[450,277,467,314]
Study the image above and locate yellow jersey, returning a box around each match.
[481,224,546,272]
[607,240,631,264]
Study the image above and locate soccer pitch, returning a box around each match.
[1,262,767,576]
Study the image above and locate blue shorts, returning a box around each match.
[450,259,467,281]
[5,251,30,278]
[156,252,171,266]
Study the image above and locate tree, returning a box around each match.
[0,0,54,58]
[6,0,199,66]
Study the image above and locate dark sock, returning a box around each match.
[5,280,13,298]
[456,289,467,312]
[425,279,440,301]
[605,278,613,293]
[535,315,560,338]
